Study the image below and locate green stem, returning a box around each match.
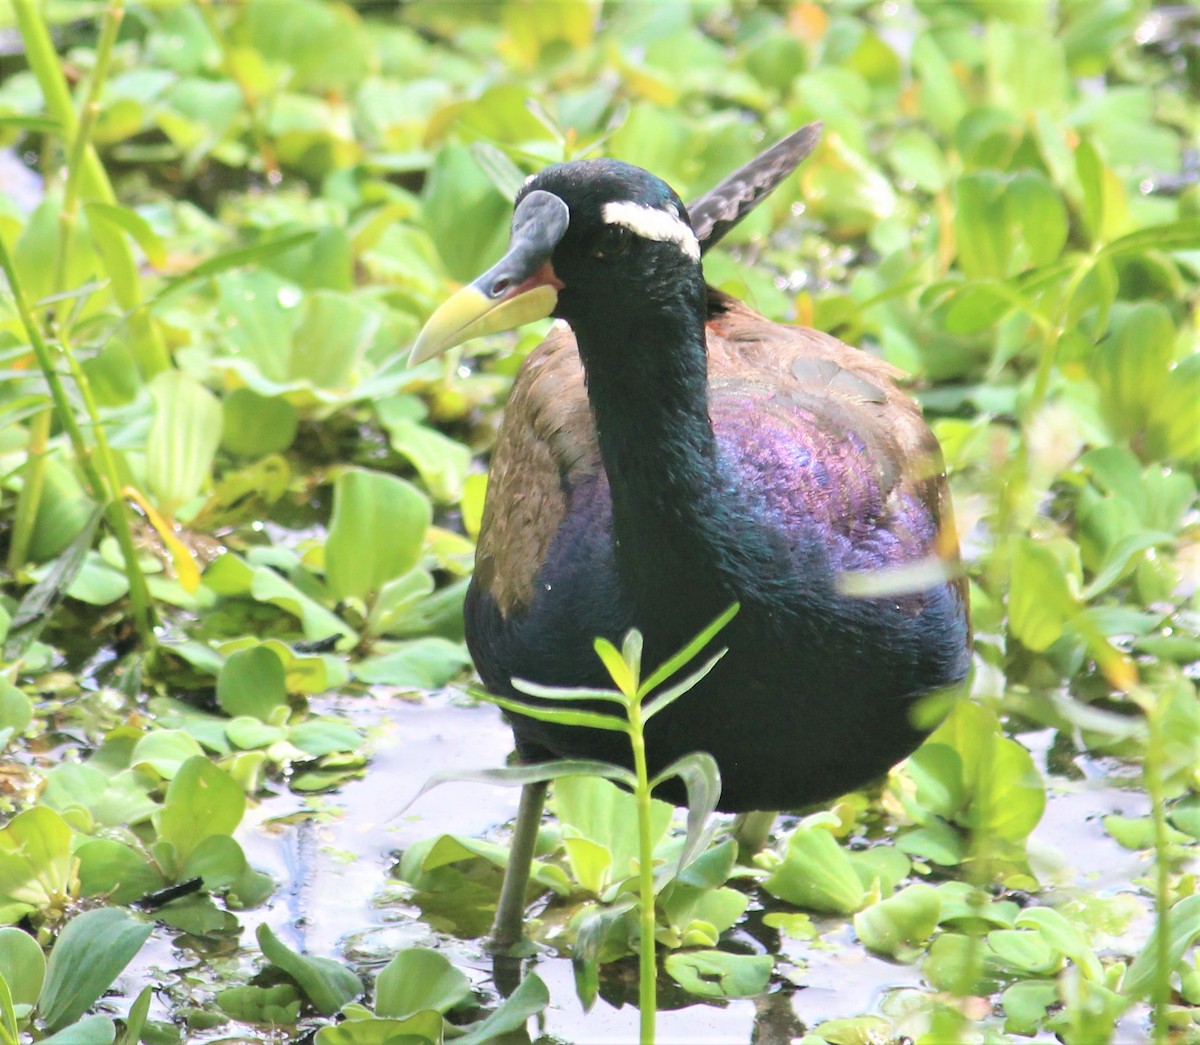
[628,702,656,1045]
[1026,253,1096,419]
[1142,688,1171,1044]
[196,0,282,182]
[0,239,157,649]
[13,0,169,376]
[53,0,125,334]
[7,408,50,573]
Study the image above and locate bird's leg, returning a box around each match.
[487,779,549,953]
[733,809,776,860]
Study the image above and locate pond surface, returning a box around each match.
[124,689,1164,1043]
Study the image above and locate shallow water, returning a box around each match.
[160,691,1168,1043]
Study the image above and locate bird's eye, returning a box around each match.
[592,224,633,260]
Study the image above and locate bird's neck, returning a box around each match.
[571,287,737,624]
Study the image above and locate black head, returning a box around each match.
[519,159,701,307]
[410,158,704,364]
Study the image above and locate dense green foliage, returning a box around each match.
[0,1,1198,1042]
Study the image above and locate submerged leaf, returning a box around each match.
[663,950,772,999]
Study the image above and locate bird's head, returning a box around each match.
[410,159,702,365]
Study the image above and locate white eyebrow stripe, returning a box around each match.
[601,200,701,260]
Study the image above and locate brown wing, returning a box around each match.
[472,322,599,616]
[475,292,961,617]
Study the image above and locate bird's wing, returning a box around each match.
[471,323,599,618]
[688,124,822,254]
[474,292,960,617]
[705,293,961,574]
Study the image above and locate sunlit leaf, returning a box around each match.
[762,818,866,914]
[153,756,245,869]
[374,948,470,1019]
[326,469,431,604]
[144,370,222,518]
[217,645,288,721]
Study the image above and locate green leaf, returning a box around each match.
[1092,302,1176,437]
[0,925,45,1010]
[503,680,628,705]
[217,645,289,721]
[256,924,362,1015]
[853,883,941,959]
[39,909,152,1033]
[895,820,966,866]
[903,742,966,820]
[325,469,431,604]
[986,929,1062,975]
[553,777,673,894]
[482,692,629,733]
[290,291,377,389]
[650,751,721,876]
[639,602,738,697]
[1122,893,1200,1000]
[1015,907,1103,981]
[593,636,635,696]
[1008,536,1077,652]
[117,985,153,1045]
[640,647,727,723]
[422,143,512,282]
[380,415,472,504]
[180,834,248,890]
[1081,530,1174,600]
[663,950,772,999]
[1094,218,1200,263]
[154,756,246,869]
[955,172,1009,280]
[152,231,318,304]
[1147,354,1200,462]
[374,948,471,1019]
[454,971,548,1045]
[399,759,639,822]
[75,838,166,905]
[354,638,469,688]
[145,370,223,518]
[0,681,33,747]
[39,1015,117,1045]
[0,807,75,920]
[130,730,205,778]
[84,202,167,269]
[287,720,362,756]
[1001,980,1060,1037]
[762,818,866,914]
[811,1015,895,1044]
[923,932,996,995]
[249,566,355,646]
[220,388,298,457]
[216,983,300,1025]
[314,1013,442,1045]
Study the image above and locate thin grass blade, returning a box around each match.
[396,759,639,817]
[639,602,739,697]
[483,692,630,733]
[503,679,628,704]
[642,648,728,722]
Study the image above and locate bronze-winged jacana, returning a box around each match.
[410,125,971,950]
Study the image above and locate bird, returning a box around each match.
[409,125,971,950]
